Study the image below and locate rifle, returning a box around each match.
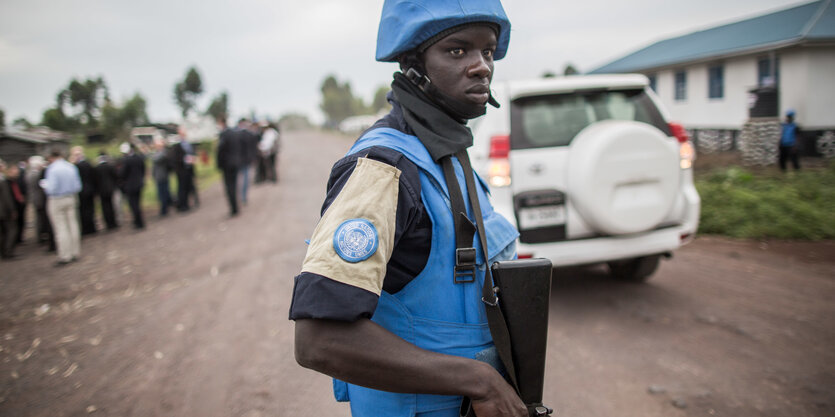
[492,258,554,417]
[444,151,554,417]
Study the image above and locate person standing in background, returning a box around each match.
[237,119,259,205]
[180,138,199,209]
[151,138,173,217]
[71,146,97,235]
[779,109,801,172]
[259,122,280,183]
[5,162,26,246]
[172,128,198,212]
[40,149,82,266]
[0,159,19,260]
[26,155,54,249]
[118,143,146,230]
[254,122,267,184]
[13,160,27,244]
[94,151,119,231]
[216,117,244,217]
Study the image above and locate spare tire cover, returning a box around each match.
[567,120,680,235]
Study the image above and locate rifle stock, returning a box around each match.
[492,259,553,416]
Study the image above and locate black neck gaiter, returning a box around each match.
[391,72,474,162]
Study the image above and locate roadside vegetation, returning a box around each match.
[71,137,221,211]
[695,158,835,240]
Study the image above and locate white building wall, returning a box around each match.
[651,56,762,129]
[781,46,835,129]
[646,46,835,131]
[714,57,759,127]
[779,48,810,126]
[654,70,674,107]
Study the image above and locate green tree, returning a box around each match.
[12,117,32,129]
[57,76,109,127]
[320,75,362,127]
[41,107,73,131]
[100,102,123,139]
[0,108,5,128]
[206,91,229,122]
[541,71,557,78]
[371,86,391,114]
[120,93,149,127]
[563,64,579,76]
[100,93,149,139]
[174,66,204,118]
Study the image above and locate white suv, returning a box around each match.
[470,74,700,281]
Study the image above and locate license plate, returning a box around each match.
[518,205,566,229]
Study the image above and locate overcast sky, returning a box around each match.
[0,0,806,125]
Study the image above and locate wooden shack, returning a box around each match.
[0,127,71,164]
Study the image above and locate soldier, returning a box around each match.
[779,109,801,171]
[291,1,526,416]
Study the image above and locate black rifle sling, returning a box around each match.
[440,157,477,283]
[442,152,520,393]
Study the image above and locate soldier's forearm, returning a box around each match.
[294,318,499,399]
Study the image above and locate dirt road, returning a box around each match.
[1,130,833,417]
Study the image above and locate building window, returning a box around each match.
[708,65,724,99]
[674,70,687,101]
[758,56,780,87]
[647,74,657,93]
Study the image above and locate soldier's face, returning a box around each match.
[421,25,497,107]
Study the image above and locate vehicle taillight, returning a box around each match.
[679,141,695,169]
[487,134,512,187]
[668,122,689,143]
[669,122,695,169]
[489,134,510,158]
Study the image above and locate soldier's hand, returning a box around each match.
[469,366,527,417]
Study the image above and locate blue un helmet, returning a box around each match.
[376,0,511,62]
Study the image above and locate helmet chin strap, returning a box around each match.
[405,67,499,122]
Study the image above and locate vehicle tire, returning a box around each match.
[608,255,661,282]
[567,120,680,235]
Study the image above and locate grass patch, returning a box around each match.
[695,160,835,240]
[141,157,221,211]
[72,139,221,211]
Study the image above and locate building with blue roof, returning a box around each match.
[590,0,834,154]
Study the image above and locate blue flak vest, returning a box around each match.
[333,128,519,417]
[781,122,797,146]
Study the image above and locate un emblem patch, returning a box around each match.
[333,218,379,263]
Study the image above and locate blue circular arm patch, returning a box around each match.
[333,218,379,263]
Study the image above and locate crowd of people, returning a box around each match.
[0,118,281,266]
[216,118,280,217]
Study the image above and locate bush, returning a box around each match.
[696,161,835,240]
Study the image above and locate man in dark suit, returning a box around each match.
[216,117,244,217]
[94,151,119,230]
[118,143,146,229]
[0,159,19,259]
[236,119,260,206]
[14,160,27,243]
[25,156,54,250]
[170,129,199,212]
[71,146,97,235]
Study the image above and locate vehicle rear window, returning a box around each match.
[509,89,671,149]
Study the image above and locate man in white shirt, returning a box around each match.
[259,122,280,183]
[40,149,82,266]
